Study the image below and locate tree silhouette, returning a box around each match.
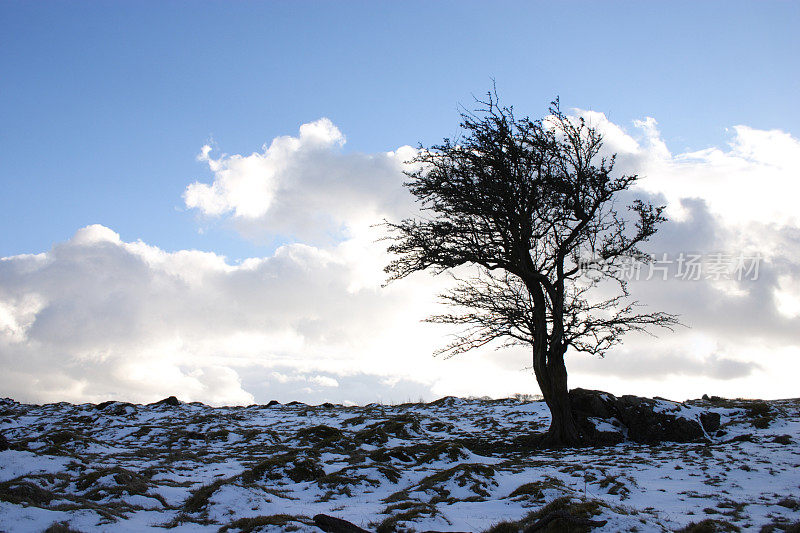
[384,92,678,447]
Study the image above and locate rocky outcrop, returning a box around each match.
[699,411,721,433]
[95,401,137,416]
[569,390,626,445]
[313,514,370,533]
[149,396,180,407]
[569,388,713,445]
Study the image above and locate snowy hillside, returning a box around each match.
[0,394,798,532]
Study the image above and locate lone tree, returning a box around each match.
[384,93,678,447]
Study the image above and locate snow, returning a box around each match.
[0,450,72,482]
[0,396,798,532]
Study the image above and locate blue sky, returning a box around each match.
[2,1,798,259]
[2,2,800,405]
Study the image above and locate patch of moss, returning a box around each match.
[507,477,566,501]
[355,414,421,445]
[375,464,402,484]
[206,429,230,440]
[772,435,793,445]
[217,514,311,532]
[375,502,439,533]
[385,463,497,504]
[0,480,53,506]
[369,447,415,463]
[183,478,229,513]
[76,467,148,497]
[484,497,606,533]
[759,519,800,532]
[43,522,84,533]
[296,424,346,445]
[676,518,741,532]
[342,415,368,427]
[47,430,80,445]
[425,421,455,432]
[286,458,326,483]
[241,452,324,484]
[598,475,630,498]
[531,497,605,532]
[746,402,772,417]
[179,430,205,441]
[416,441,469,464]
[316,470,371,495]
[777,497,799,510]
[483,521,520,533]
[752,418,771,429]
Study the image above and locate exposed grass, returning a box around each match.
[507,476,567,501]
[2,394,798,531]
[484,496,607,533]
[354,413,422,445]
[384,463,497,505]
[676,518,741,532]
[374,501,439,533]
[296,424,346,445]
[0,479,54,506]
[240,452,325,484]
[43,521,84,533]
[183,478,230,513]
[217,514,312,532]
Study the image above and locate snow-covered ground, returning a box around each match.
[0,395,798,532]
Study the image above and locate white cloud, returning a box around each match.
[184,118,417,243]
[310,375,339,388]
[3,116,800,405]
[574,110,800,227]
[0,224,451,405]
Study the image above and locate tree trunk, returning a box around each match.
[533,345,582,447]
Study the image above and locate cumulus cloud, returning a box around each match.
[184,118,418,243]
[0,223,455,405]
[556,114,800,399]
[575,110,800,227]
[3,115,800,405]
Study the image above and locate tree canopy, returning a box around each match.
[384,92,678,446]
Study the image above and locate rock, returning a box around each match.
[614,395,705,444]
[313,514,370,533]
[429,396,460,407]
[700,411,721,432]
[570,389,626,445]
[150,396,180,407]
[266,400,280,407]
[727,433,755,443]
[569,388,617,419]
[569,389,711,445]
[772,434,793,445]
[0,433,10,451]
[583,417,625,446]
[96,401,136,415]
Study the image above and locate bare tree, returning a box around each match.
[384,92,679,447]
